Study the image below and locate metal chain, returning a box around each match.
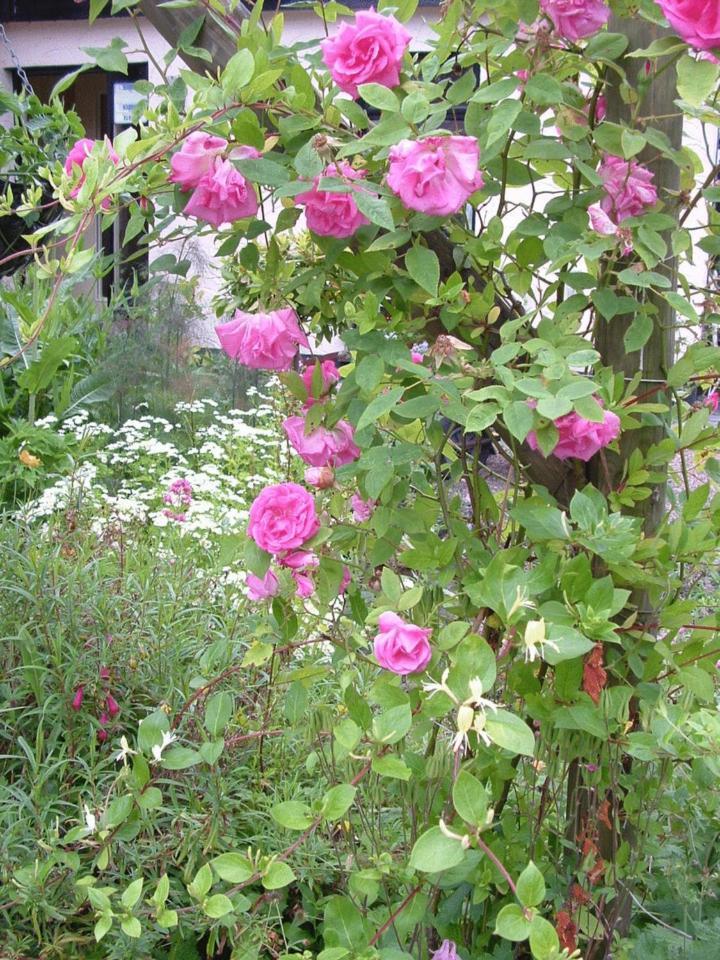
[0,22,34,96]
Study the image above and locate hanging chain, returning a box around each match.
[0,22,33,97]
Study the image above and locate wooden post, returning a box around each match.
[139,0,240,73]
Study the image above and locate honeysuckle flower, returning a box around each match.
[115,735,138,765]
[151,730,177,764]
[83,803,97,833]
[432,941,459,960]
[438,821,472,849]
[522,618,560,663]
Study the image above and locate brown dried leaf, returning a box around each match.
[583,643,607,705]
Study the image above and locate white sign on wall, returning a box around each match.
[113,83,143,125]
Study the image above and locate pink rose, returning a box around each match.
[64,137,119,208]
[321,8,411,99]
[184,157,258,226]
[656,0,720,52]
[279,550,320,571]
[599,155,658,225]
[373,612,432,675]
[339,565,352,594]
[302,359,340,405]
[216,307,308,370]
[246,569,280,601]
[305,466,336,489]
[248,483,320,554]
[527,407,621,461]
[169,131,228,191]
[296,162,371,238]
[539,0,610,41]
[293,572,315,599]
[283,416,360,467]
[411,351,424,364]
[387,136,484,216]
[351,493,376,522]
[705,390,719,412]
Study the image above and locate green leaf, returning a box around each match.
[271,800,314,830]
[120,916,141,938]
[485,710,535,757]
[623,312,653,353]
[17,336,77,393]
[82,38,128,74]
[212,853,254,883]
[222,49,255,96]
[677,55,719,106]
[486,99,522,147]
[355,355,385,392]
[188,863,213,900]
[94,914,113,942]
[529,915,560,959]
[204,692,233,738]
[371,754,412,780]
[323,895,369,950]
[121,877,143,910]
[156,908,178,928]
[405,245,440,297]
[516,861,545,909]
[354,189,395,231]
[203,894,234,918]
[357,83,400,111]
[494,903,531,941]
[262,861,296,890]
[504,401,534,442]
[162,746,202,770]
[409,826,466,873]
[356,386,404,432]
[322,784,357,821]
[372,703,412,744]
[452,769,489,826]
[524,74,563,105]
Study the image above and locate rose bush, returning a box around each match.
[3,0,720,959]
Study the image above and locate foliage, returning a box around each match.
[1,0,720,959]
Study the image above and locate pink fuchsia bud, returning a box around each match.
[97,728,109,743]
[71,686,84,711]
[99,666,111,681]
[106,694,120,718]
[99,712,110,726]
[305,466,335,489]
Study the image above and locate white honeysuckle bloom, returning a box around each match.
[522,618,560,663]
[151,731,177,764]
[83,803,97,832]
[423,667,458,703]
[115,736,138,765]
[507,586,536,621]
[467,677,499,713]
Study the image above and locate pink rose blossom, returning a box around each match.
[539,0,610,41]
[705,390,719,412]
[184,157,258,226]
[296,162,371,238]
[305,466,336,489]
[283,416,360,467]
[588,204,634,255]
[64,137,119,208]
[106,694,120,718]
[411,351,424,364]
[216,307,308,370]
[246,569,280,601]
[293,572,315,599]
[656,0,720,52]
[339,566,352,594]
[279,550,320,571]
[71,686,84,711]
[516,69,530,85]
[169,131,228,191]
[527,406,621,461]
[387,136,484,216]
[321,8,411,99]
[599,155,658,225]
[302,359,340,403]
[373,611,433,675]
[248,483,320,554]
[432,942,458,960]
[351,493,376,522]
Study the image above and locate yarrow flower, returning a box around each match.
[321,8,411,99]
[163,477,193,522]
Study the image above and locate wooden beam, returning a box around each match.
[139,0,242,73]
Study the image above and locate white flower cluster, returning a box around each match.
[20,395,285,552]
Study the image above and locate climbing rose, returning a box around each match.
[64,137,119,207]
[387,136,484,216]
[293,573,315,599]
[216,307,308,370]
[184,156,259,226]
[351,493,376,522]
[656,0,720,51]
[321,8,411,99]
[283,416,360,467]
[705,390,719,412]
[431,942,458,960]
[305,466,335,489]
[296,162,370,238]
[599,155,658,225]
[248,483,320,554]
[374,612,432,675]
[539,0,610,40]
[302,359,340,403]
[169,131,228,190]
[339,566,352,594]
[279,550,320,571]
[528,408,621,461]
[246,569,280,601]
